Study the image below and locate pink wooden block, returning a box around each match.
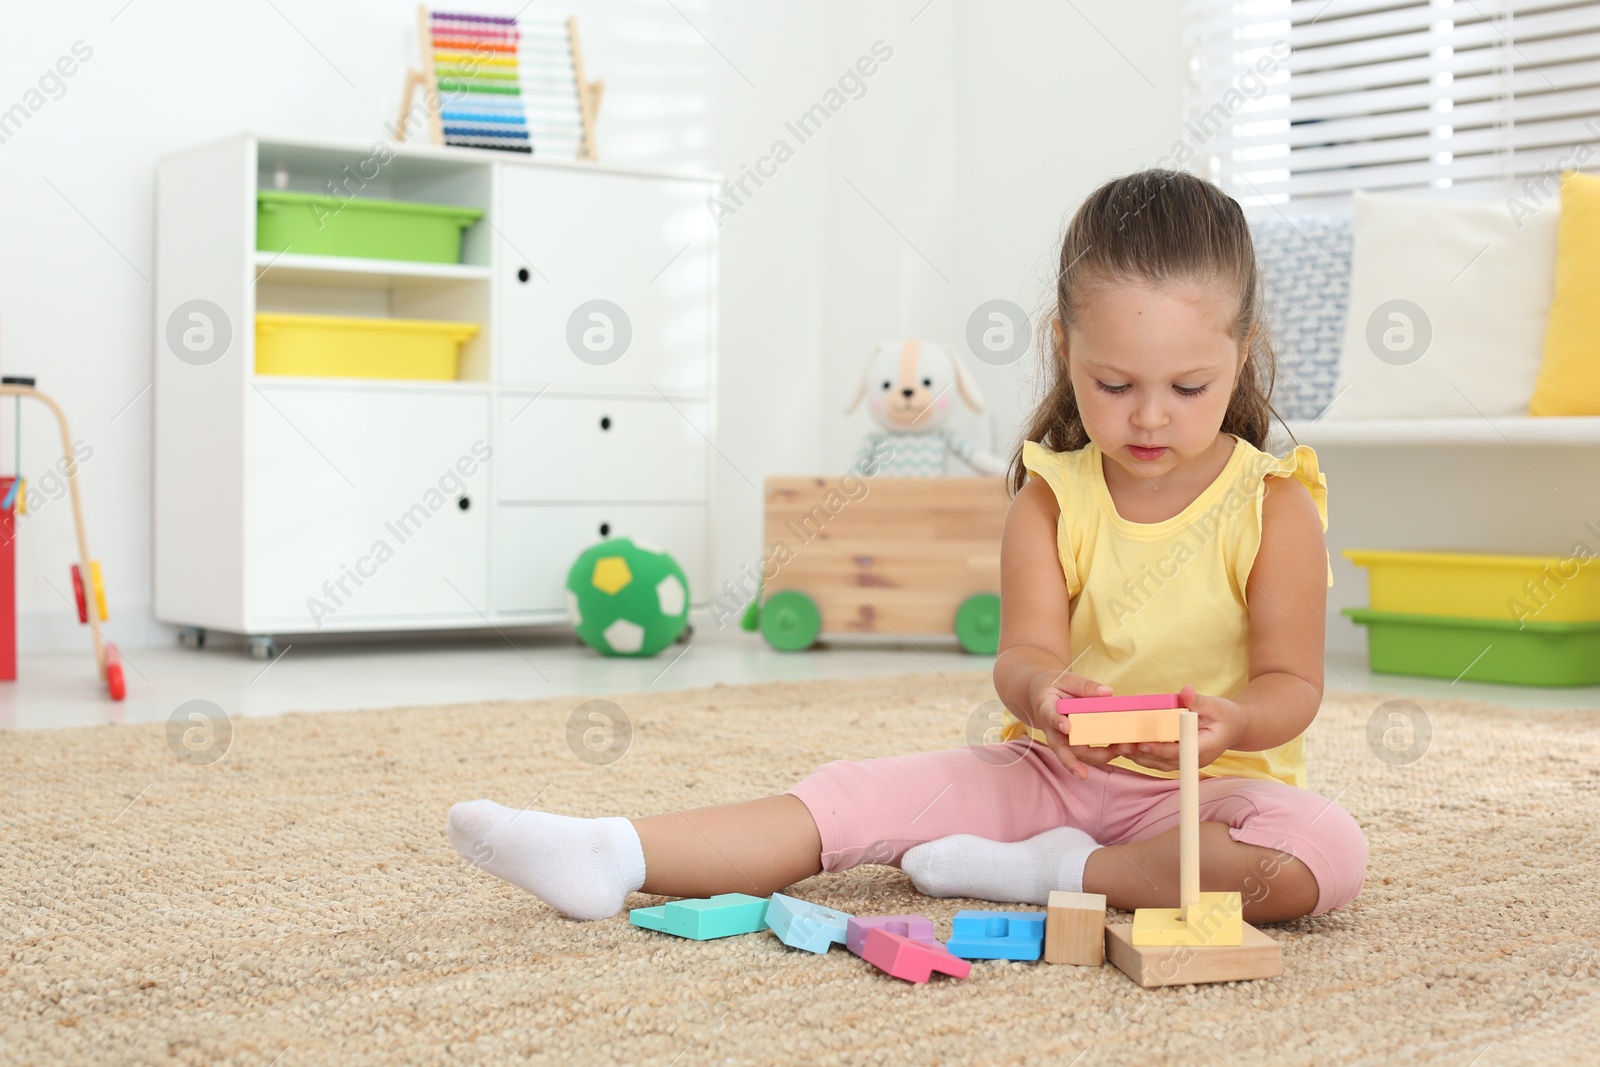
[861,928,971,983]
[1055,693,1181,715]
[846,914,936,957]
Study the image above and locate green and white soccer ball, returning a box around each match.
[565,537,690,657]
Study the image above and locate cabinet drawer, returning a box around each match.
[493,504,708,614]
[496,394,709,502]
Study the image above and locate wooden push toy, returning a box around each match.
[746,476,1009,654]
[0,380,122,701]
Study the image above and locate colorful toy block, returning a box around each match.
[945,910,1047,961]
[1055,693,1180,715]
[629,893,770,940]
[1044,890,1107,965]
[1065,708,1181,746]
[845,914,936,957]
[765,892,852,954]
[1131,891,1243,947]
[860,928,971,983]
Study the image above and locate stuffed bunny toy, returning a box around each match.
[845,339,1005,477]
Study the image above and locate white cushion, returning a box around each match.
[1325,190,1559,419]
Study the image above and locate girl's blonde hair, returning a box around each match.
[1007,169,1282,495]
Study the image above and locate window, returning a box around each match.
[1185,0,1600,207]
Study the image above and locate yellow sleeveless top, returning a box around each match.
[999,434,1331,788]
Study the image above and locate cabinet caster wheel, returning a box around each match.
[178,626,207,650]
[246,635,278,661]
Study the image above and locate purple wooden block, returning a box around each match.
[846,914,936,957]
[861,928,971,983]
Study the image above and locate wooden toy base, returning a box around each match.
[1105,921,1280,987]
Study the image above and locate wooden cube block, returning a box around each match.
[1045,890,1106,965]
[1130,892,1244,947]
[1105,921,1280,987]
[1066,708,1182,746]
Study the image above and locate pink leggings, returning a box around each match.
[786,740,1366,917]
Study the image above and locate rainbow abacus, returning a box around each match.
[429,10,532,153]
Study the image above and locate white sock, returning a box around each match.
[900,826,1100,905]
[447,799,647,921]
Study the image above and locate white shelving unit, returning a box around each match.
[154,132,718,655]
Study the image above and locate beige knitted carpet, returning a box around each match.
[4,672,1599,1067]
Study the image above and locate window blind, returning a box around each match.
[1185,0,1600,207]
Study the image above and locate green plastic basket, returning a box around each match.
[256,191,483,264]
[1343,607,1600,686]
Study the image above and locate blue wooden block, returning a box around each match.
[629,893,770,940]
[764,893,853,954]
[945,909,1047,961]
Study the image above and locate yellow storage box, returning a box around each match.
[1344,548,1600,625]
[255,313,480,380]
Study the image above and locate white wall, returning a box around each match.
[0,0,1182,651]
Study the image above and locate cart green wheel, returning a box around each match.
[759,590,822,652]
[954,593,1002,655]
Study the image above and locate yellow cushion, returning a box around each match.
[1530,171,1600,416]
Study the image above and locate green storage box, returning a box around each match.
[256,191,483,264]
[1343,607,1600,687]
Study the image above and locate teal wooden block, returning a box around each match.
[945,909,1047,961]
[765,892,853,953]
[629,893,770,940]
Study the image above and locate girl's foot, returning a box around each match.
[901,825,1101,905]
[447,800,647,920]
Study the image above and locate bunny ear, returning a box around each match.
[846,341,889,413]
[947,345,986,412]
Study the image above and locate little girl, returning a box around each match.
[447,169,1368,925]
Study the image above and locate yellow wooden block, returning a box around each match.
[1130,892,1243,947]
[1106,921,1280,987]
[1066,708,1181,746]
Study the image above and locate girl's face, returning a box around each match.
[1059,279,1247,484]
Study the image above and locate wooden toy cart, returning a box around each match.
[0,383,122,700]
[745,476,1010,653]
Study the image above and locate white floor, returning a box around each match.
[4,622,1597,732]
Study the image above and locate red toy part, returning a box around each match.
[103,643,125,701]
[860,928,971,983]
[70,563,88,623]
[1056,693,1181,716]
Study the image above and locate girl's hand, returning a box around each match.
[1029,669,1124,781]
[1103,684,1245,772]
